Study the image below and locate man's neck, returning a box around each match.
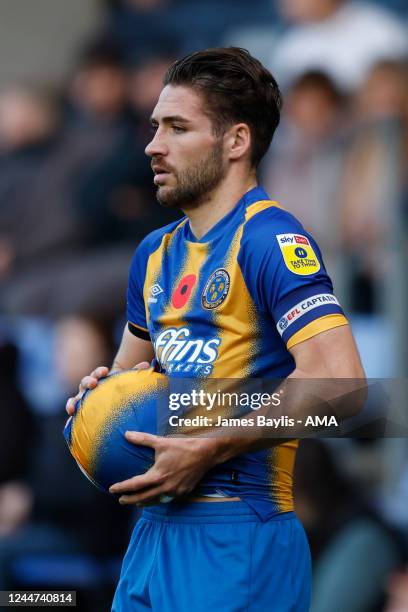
[184,172,258,240]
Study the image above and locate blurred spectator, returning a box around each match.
[69,35,129,122]
[0,86,72,278]
[356,59,408,121]
[0,317,132,590]
[105,0,181,61]
[128,53,173,121]
[385,570,408,612]
[294,439,404,612]
[271,0,408,91]
[67,35,146,246]
[127,52,173,175]
[54,316,114,394]
[71,41,180,247]
[0,85,86,316]
[0,341,33,485]
[0,79,132,320]
[0,88,58,153]
[0,36,177,319]
[261,71,347,277]
[338,60,408,313]
[0,340,34,544]
[106,0,275,60]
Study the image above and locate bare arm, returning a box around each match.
[290,323,365,379]
[111,325,154,372]
[212,323,366,463]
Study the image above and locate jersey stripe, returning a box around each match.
[143,220,188,328]
[211,223,258,378]
[244,199,283,222]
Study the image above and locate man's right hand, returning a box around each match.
[66,366,110,416]
[65,362,151,416]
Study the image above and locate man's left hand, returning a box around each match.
[109,432,220,505]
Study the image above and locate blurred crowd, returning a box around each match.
[1,0,408,610]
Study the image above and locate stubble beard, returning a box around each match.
[155,140,226,210]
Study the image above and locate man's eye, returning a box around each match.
[150,124,158,134]
[172,125,185,134]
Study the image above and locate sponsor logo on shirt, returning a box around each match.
[277,294,339,336]
[148,283,164,304]
[276,233,321,276]
[154,327,221,375]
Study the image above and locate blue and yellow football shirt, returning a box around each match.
[127,186,347,519]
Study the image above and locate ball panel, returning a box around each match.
[64,368,168,492]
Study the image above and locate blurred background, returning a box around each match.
[0,0,407,610]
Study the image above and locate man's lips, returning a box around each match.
[152,165,172,184]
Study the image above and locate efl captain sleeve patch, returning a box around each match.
[274,284,347,347]
[276,233,321,276]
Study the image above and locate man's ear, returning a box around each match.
[225,123,251,161]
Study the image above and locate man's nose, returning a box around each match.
[145,129,168,157]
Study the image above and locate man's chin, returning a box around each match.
[156,186,179,208]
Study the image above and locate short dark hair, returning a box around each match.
[163,47,282,167]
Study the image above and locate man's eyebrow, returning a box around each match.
[150,115,192,125]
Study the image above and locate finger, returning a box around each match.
[133,361,150,370]
[66,398,76,415]
[109,465,163,495]
[124,431,160,448]
[91,366,109,379]
[118,485,167,506]
[79,376,98,392]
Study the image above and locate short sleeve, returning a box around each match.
[127,242,150,341]
[238,208,348,349]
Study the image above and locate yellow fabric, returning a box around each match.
[156,240,208,332]
[287,314,348,350]
[211,223,258,378]
[267,440,298,512]
[143,219,188,328]
[244,199,283,222]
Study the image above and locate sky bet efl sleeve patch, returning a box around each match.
[237,204,347,348]
[276,233,321,275]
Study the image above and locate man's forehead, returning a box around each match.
[151,84,207,122]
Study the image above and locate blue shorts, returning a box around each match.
[112,501,311,612]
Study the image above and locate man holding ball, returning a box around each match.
[67,47,364,611]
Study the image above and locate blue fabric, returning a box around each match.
[112,501,311,612]
[237,194,334,322]
[127,219,183,332]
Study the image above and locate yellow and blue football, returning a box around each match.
[63,368,168,493]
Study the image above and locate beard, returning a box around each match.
[154,140,226,210]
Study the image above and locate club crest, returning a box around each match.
[202,269,230,309]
